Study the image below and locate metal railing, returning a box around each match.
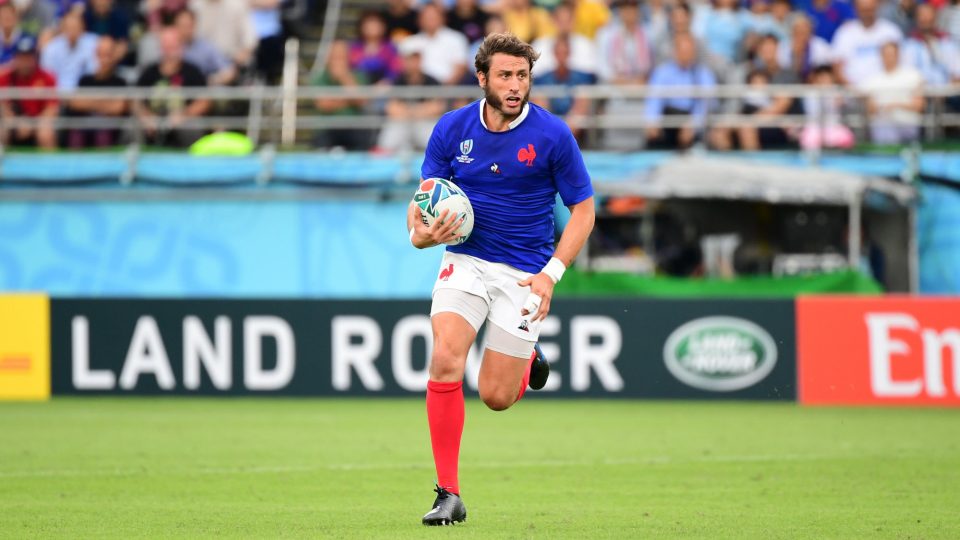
[1,83,958,149]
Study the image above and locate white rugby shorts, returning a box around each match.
[430,251,542,343]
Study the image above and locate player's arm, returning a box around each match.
[519,196,595,322]
[553,196,595,267]
[408,195,465,250]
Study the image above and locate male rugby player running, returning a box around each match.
[407,32,595,526]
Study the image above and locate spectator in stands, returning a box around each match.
[140,8,235,85]
[531,1,595,77]
[769,0,795,41]
[800,0,854,42]
[742,0,782,52]
[0,35,57,149]
[595,0,652,85]
[134,27,210,147]
[570,0,610,40]
[447,0,489,45]
[692,0,748,79]
[902,3,960,87]
[879,0,916,34]
[641,0,669,49]
[501,0,555,43]
[596,0,653,151]
[349,10,401,84]
[799,64,855,149]
[644,34,717,150]
[533,35,591,139]
[381,0,418,43]
[40,11,96,90]
[16,0,56,42]
[941,0,960,43]
[831,0,902,87]
[250,0,284,82]
[312,40,372,150]
[402,3,468,85]
[651,3,707,66]
[375,39,444,153]
[142,0,188,32]
[64,35,127,147]
[192,0,255,73]
[83,0,130,62]
[0,0,24,68]
[468,13,504,70]
[778,14,831,79]
[712,33,799,150]
[861,41,924,144]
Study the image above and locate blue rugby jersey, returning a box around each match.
[421,99,593,274]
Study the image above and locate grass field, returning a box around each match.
[1,398,958,539]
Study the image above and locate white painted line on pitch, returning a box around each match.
[0,452,862,479]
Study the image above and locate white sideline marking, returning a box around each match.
[0,453,844,479]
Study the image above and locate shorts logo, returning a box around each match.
[439,264,454,281]
[457,139,475,163]
[518,320,529,332]
[517,144,536,166]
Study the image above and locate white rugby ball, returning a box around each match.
[412,178,474,245]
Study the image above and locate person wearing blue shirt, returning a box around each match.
[533,35,594,139]
[645,34,717,149]
[798,0,855,41]
[406,32,595,527]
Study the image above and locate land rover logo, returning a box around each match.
[663,316,777,392]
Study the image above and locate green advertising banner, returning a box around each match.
[50,298,796,399]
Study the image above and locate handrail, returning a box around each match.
[1,83,958,148]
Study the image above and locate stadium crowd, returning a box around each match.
[0,0,958,150]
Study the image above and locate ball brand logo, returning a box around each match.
[663,316,777,392]
[439,264,454,281]
[517,144,536,166]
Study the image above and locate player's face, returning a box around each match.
[479,53,531,119]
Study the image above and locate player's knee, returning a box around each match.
[480,389,515,412]
[429,341,465,381]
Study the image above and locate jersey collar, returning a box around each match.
[479,98,530,131]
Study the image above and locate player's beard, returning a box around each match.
[483,84,530,120]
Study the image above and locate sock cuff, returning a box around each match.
[427,380,463,393]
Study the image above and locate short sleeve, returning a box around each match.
[552,127,593,206]
[420,114,452,180]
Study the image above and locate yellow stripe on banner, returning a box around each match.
[0,294,50,400]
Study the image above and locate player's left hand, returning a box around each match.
[517,272,555,322]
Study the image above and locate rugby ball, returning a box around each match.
[412,178,474,245]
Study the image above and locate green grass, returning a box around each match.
[1,399,958,539]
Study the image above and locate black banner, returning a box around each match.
[50,298,795,398]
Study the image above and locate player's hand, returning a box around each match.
[517,272,555,322]
[411,209,464,249]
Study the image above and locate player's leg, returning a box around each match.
[477,322,534,411]
[423,286,487,526]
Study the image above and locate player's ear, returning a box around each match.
[476,71,486,88]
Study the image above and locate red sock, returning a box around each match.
[516,350,536,402]
[426,380,464,495]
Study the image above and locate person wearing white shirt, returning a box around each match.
[901,4,960,87]
[531,1,596,76]
[40,11,97,90]
[778,15,832,78]
[861,41,924,144]
[831,0,902,87]
[401,3,468,85]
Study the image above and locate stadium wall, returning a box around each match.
[1,189,958,296]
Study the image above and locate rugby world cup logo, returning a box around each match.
[460,139,473,155]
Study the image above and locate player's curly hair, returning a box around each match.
[474,33,540,76]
